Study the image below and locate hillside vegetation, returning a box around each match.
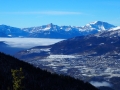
[0,52,98,90]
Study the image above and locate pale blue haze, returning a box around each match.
[0,0,120,28]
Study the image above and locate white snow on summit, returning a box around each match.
[99,25,105,30]
[0,21,116,38]
[89,21,98,24]
[43,27,51,31]
[109,26,120,31]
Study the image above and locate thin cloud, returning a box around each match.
[1,11,82,15]
[40,11,82,15]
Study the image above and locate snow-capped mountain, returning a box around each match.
[94,26,120,37]
[82,21,116,31]
[0,21,116,38]
[0,25,28,37]
[15,28,120,90]
[109,26,120,31]
[22,21,116,38]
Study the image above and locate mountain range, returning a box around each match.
[15,27,120,90]
[1,21,120,90]
[0,21,118,38]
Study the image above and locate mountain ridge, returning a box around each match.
[0,21,117,38]
[14,28,120,90]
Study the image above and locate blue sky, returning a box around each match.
[0,0,120,28]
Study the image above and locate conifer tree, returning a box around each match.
[11,68,24,90]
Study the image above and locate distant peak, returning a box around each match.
[89,21,104,25]
[0,24,8,26]
[47,23,53,27]
[90,21,98,24]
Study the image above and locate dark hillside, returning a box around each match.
[0,52,98,90]
[50,36,120,55]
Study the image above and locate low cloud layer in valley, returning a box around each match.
[0,38,64,55]
[0,38,64,48]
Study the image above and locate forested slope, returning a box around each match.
[0,52,98,90]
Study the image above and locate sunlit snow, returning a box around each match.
[109,26,120,31]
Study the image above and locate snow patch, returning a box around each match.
[109,26,120,31]
[8,35,12,37]
[27,48,50,53]
[47,55,76,59]
[43,27,51,31]
[90,21,98,24]
[90,81,112,87]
